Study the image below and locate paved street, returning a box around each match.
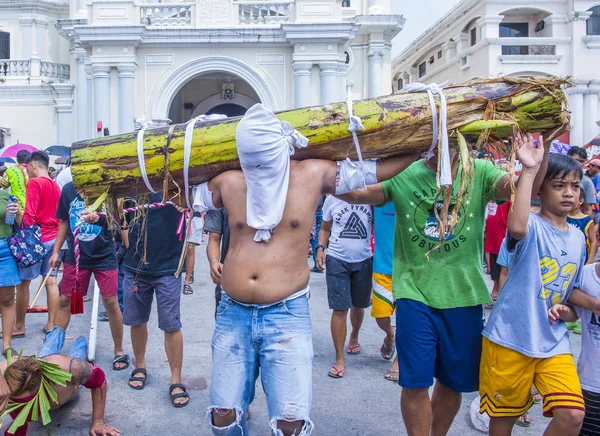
[1,246,582,435]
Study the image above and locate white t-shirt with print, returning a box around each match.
[322,196,372,263]
[575,264,600,393]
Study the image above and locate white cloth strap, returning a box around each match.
[346,86,368,190]
[335,159,377,195]
[192,182,216,213]
[281,121,309,154]
[403,82,452,187]
[183,114,227,209]
[136,121,157,193]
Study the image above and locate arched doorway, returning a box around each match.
[206,104,247,117]
[168,72,261,123]
[152,56,277,121]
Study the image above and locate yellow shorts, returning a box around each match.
[479,337,585,418]
[371,273,395,319]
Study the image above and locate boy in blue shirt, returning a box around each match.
[479,134,588,435]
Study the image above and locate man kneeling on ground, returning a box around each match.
[1,327,119,436]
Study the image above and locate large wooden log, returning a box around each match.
[71,77,569,200]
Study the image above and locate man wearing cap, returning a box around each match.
[193,104,419,436]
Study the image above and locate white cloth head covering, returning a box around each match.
[236,104,308,242]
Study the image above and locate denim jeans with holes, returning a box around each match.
[207,292,314,436]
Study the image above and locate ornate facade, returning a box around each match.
[0,0,403,148]
[392,0,600,147]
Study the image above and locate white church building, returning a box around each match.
[0,0,402,148]
[392,0,600,147]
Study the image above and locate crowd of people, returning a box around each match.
[0,103,597,436]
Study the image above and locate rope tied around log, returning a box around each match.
[183,114,228,209]
[403,81,452,188]
[345,85,368,190]
[136,120,159,194]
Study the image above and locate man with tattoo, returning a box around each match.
[1,328,118,436]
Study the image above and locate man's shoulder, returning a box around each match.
[292,158,337,175]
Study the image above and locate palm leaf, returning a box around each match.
[40,378,58,406]
[30,396,39,422]
[8,400,33,434]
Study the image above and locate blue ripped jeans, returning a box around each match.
[40,327,88,359]
[207,291,314,436]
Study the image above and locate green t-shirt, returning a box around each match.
[0,190,13,239]
[0,166,27,209]
[381,159,507,309]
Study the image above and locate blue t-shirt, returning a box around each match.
[483,213,586,358]
[592,174,600,202]
[373,202,395,275]
[496,238,510,267]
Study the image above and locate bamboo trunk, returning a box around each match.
[71,77,570,200]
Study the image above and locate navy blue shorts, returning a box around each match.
[395,298,484,392]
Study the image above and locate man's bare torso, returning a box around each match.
[219,160,328,304]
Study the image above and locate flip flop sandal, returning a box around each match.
[515,414,531,428]
[183,284,193,295]
[532,392,542,404]
[380,341,394,360]
[384,370,399,382]
[169,383,190,408]
[113,354,130,371]
[2,347,18,358]
[128,368,147,390]
[327,365,345,379]
[0,331,25,339]
[346,344,361,355]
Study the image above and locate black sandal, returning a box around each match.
[183,284,193,295]
[2,347,18,358]
[113,354,130,371]
[128,368,147,390]
[169,383,190,408]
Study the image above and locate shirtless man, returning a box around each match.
[194,104,419,435]
[1,328,117,436]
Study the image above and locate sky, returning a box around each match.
[391,0,463,58]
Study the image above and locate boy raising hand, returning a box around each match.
[479,133,588,435]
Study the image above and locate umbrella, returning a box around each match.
[0,157,15,164]
[44,145,71,156]
[54,155,69,165]
[0,143,37,158]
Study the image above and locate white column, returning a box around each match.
[442,40,457,60]
[73,47,87,140]
[20,18,33,58]
[117,64,136,133]
[567,87,585,146]
[319,62,338,104]
[367,43,384,98]
[367,0,387,14]
[74,0,88,18]
[52,83,75,145]
[35,19,48,59]
[85,65,94,138]
[92,65,111,136]
[584,84,600,144]
[338,63,349,101]
[477,16,502,39]
[292,61,312,108]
